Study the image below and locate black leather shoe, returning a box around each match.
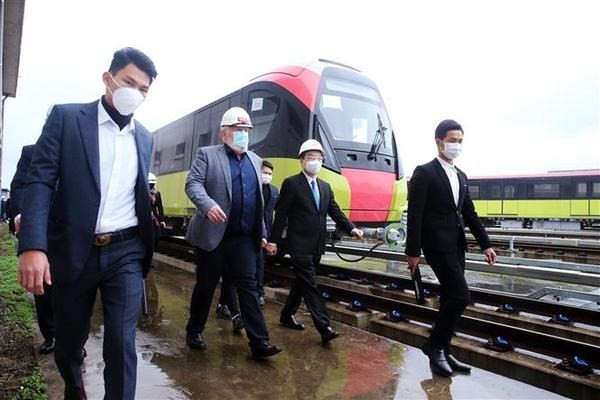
[38,338,55,354]
[216,304,231,320]
[186,333,207,350]
[232,314,244,333]
[280,315,305,330]
[251,341,282,360]
[422,343,453,377]
[321,326,340,344]
[445,352,471,373]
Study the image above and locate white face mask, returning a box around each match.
[261,173,272,185]
[227,130,249,153]
[107,75,145,116]
[441,142,462,160]
[304,160,322,175]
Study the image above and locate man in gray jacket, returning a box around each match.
[184,106,281,360]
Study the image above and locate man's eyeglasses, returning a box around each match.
[304,157,324,162]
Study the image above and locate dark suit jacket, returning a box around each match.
[18,101,154,282]
[405,158,491,257]
[9,145,35,220]
[270,172,355,255]
[263,183,279,236]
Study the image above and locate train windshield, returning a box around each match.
[317,77,394,157]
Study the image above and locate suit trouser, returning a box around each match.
[281,254,330,333]
[52,236,145,400]
[34,284,55,341]
[423,249,470,350]
[256,250,265,297]
[218,276,240,316]
[186,235,270,346]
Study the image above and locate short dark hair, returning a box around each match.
[262,160,274,170]
[435,119,463,140]
[109,47,158,83]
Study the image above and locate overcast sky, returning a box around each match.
[2,0,599,186]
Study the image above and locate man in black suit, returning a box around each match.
[257,160,278,306]
[268,139,363,344]
[406,119,497,377]
[10,145,56,355]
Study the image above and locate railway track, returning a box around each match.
[156,236,600,398]
[158,237,599,360]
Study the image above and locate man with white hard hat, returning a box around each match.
[184,106,282,360]
[268,139,363,344]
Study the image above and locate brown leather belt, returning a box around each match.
[93,226,138,247]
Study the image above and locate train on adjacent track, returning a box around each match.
[152,60,407,235]
[469,169,600,230]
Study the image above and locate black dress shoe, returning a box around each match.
[445,352,471,373]
[186,333,207,350]
[38,338,55,354]
[216,304,231,320]
[232,314,244,333]
[321,326,340,344]
[422,343,453,377]
[251,341,282,360]
[280,315,305,330]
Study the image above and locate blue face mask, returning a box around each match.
[231,130,249,153]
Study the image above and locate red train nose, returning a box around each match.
[342,168,395,223]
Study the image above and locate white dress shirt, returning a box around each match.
[436,156,459,207]
[95,101,139,233]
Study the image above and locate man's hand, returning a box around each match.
[261,238,268,249]
[206,204,227,223]
[266,243,277,256]
[350,228,364,240]
[483,247,497,265]
[407,256,421,277]
[14,214,21,234]
[18,250,51,295]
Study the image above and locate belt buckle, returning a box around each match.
[94,234,112,246]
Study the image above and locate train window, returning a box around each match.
[504,185,515,199]
[248,91,280,147]
[490,184,501,199]
[533,183,560,198]
[593,182,600,198]
[318,77,394,157]
[470,185,480,199]
[174,142,185,158]
[153,151,161,170]
[576,182,588,198]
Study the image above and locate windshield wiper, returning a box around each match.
[367,113,387,161]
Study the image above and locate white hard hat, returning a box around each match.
[148,173,157,184]
[220,107,253,128]
[298,139,324,157]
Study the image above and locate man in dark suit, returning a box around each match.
[17,47,157,400]
[10,144,56,355]
[184,106,281,360]
[406,119,497,377]
[268,139,363,344]
[256,159,278,306]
